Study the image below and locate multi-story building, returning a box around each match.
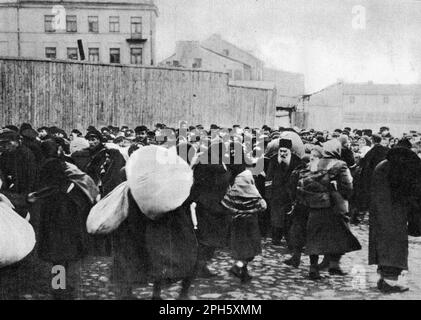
[0,0,158,65]
[160,34,306,128]
[160,34,265,81]
[303,81,421,135]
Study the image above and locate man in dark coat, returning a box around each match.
[369,146,421,293]
[72,130,125,196]
[0,130,41,299]
[265,139,303,245]
[189,142,232,277]
[357,134,389,221]
[27,139,98,299]
[72,130,125,256]
[0,130,39,219]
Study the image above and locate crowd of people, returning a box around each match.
[0,121,420,299]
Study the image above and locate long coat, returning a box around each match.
[265,153,303,229]
[369,159,421,270]
[305,158,361,255]
[111,191,198,285]
[37,158,94,263]
[358,144,389,211]
[190,163,232,248]
[0,145,39,218]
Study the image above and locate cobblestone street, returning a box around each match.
[5,221,421,300]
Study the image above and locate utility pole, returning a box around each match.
[16,0,21,57]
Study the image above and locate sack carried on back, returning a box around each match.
[0,195,36,268]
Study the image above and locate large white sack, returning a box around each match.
[126,145,193,220]
[86,182,130,235]
[0,199,36,268]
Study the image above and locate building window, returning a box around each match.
[193,58,202,68]
[45,47,56,59]
[67,47,78,60]
[244,65,251,80]
[88,16,98,33]
[88,48,99,62]
[383,96,389,104]
[45,15,55,32]
[66,15,77,32]
[131,17,142,37]
[110,48,120,64]
[223,49,229,56]
[349,96,355,104]
[109,16,120,33]
[130,48,142,65]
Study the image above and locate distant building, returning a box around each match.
[302,81,421,135]
[160,34,305,128]
[160,34,264,81]
[0,0,158,65]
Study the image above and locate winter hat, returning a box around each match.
[278,139,292,149]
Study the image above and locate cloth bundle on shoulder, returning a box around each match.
[86,182,130,234]
[296,168,332,209]
[221,170,267,216]
[0,194,36,268]
[126,146,194,220]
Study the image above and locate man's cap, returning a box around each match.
[85,130,102,140]
[0,130,20,142]
[278,138,292,150]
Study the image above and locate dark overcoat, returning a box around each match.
[111,191,198,285]
[265,153,303,229]
[190,163,232,248]
[369,157,421,270]
[37,158,93,263]
[358,144,389,211]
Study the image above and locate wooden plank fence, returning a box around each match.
[0,57,276,132]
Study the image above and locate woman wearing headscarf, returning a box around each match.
[298,139,361,280]
[221,142,266,283]
[369,145,421,293]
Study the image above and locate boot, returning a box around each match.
[241,266,252,283]
[318,257,330,270]
[328,258,347,276]
[228,265,243,280]
[198,264,218,278]
[283,252,301,268]
[271,227,283,246]
[328,268,348,276]
[308,266,321,280]
[377,279,409,294]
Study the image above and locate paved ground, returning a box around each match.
[2,220,421,300]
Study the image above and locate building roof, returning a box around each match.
[342,82,421,95]
[202,34,264,65]
[229,80,276,90]
[310,81,421,97]
[0,0,158,13]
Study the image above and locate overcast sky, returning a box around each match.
[155,0,421,93]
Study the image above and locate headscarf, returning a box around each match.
[322,139,342,160]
